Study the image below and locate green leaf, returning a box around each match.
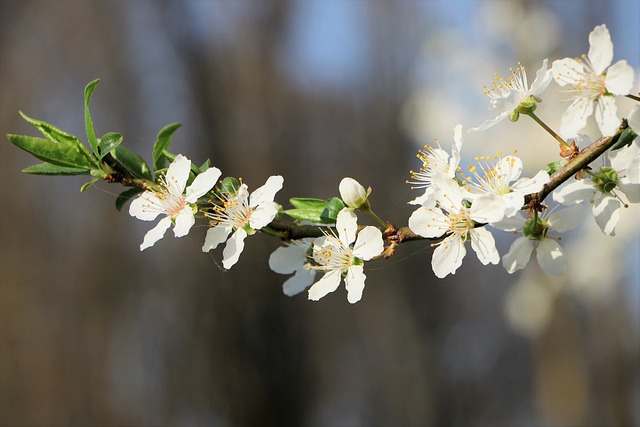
[22,162,92,176]
[8,134,98,169]
[116,187,144,211]
[282,208,326,223]
[152,123,182,171]
[199,159,211,172]
[546,161,561,175]
[84,79,100,156]
[98,132,123,159]
[18,112,96,167]
[220,176,240,195]
[109,146,152,180]
[611,127,637,150]
[320,197,346,224]
[289,197,328,210]
[80,177,101,192]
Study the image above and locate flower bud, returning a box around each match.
[339,177,371,209]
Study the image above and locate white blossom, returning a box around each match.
[129,154,221,250]
[307,209,384,303]
[269,238,319,296]
[552,24,635,137]
[202,175,284,269]
[339,177,370,209]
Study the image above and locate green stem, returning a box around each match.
[363,207,389,229]
[525,111,568,147]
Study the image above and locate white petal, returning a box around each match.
[202,225,232,252]
[470,227,499,265]
[547,204,585,233]
[619,182,640,204]
[431,173,463,212]
[497,155,523,182]
[501,192,525,218]
[609,139,640,176]
[492,212,527,232]
[165,154,191,196]
[627,105,640,134]
[592,195,621,236]
[268,243,308,274]
[450,124,463,174]
[502,236,534,274]
[173,208,195,237]
[536,239,567,276]
[249,201,279,230]
[595,96,620,137]
[470,193,506,224]
[529,59,553,95]
[468,112,509,133]
[431,236,466,278]
[336,209,357,245]
[345,265,366,304]
[339,177,368,208]
[552,58,583,86]
[587,24,613,75]
[604,60,635,95]
[140,216,172,251]
[282,269,317,297]
[353,226,384,261]
[553,180,595,205]
[184,167,221,203]
[129,192,165,221]
[308,269,342,301]
[249,175,284,208]
[408,189,436,207]
[408,206,449,238]
[511,170,549,194]
[222,227,247,269]
[559,98,593,138]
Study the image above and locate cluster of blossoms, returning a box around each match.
[10,24,637,305]
[406,24,639,278]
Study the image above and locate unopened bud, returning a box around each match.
[339,177,371,209]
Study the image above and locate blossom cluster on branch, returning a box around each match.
[7,24,640,303]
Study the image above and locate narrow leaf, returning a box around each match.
[320,197,346,224]
[152,123,182,171]
[98,132,123,159]
[282,208,326,224]
[22,162,91,176]
[8,134,97,169]
[80,177,101,192]
[289,197,328,210]
[108,146,152,180]
[84,79,100,156]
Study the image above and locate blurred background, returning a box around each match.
[1,0,639,425]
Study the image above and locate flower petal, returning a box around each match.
[222,227,247,269]
[497,155,523,182]
[553,180,595,205]
[336,209,357,245]
[592,195,621,236]
[431,235,466,278]
[559,98,593,138]
[268,240,311,274]
[140,216,172,251]
[595,96,620,137]
[129,192,165,221]
[345,265,366,304]
[627,105,640,134]
[470,227,499,265]
[282,269,317,297]
[529,59,553,95]
[511,170,549,195]
[470,193,506,224]
[492,212,527,232]
[604,60,635,95]
[552,58,583,87]
[249,175,284,208]
[339,177,368,209]
[502,236,534,274]
[165,154,191,196]
[353,226,384,261]
[202,225,232,252]
[587,24,613,75]
[249,201,279,230]
[408,206,449,238]
[185,167,222,203]
[536,238,567,276]
[547,204,585,233]
[308,269,342,301]
[173,207,195,237]
[450,124,463,174]
[468,112,509,133]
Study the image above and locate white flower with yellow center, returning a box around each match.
[202,175,284,269]
[129,154,221,250]
[498,205,585,276]
[552,24,635,137]
[463,153,549,219]
[470,60,552,132]
[307,209,384,304]
[407,124,463,206]
[408,174,503,278]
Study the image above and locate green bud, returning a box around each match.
[509,110,520,122]
[220,176,241,195]
[523,216,547,240]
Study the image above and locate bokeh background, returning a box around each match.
[1,0,639,426]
